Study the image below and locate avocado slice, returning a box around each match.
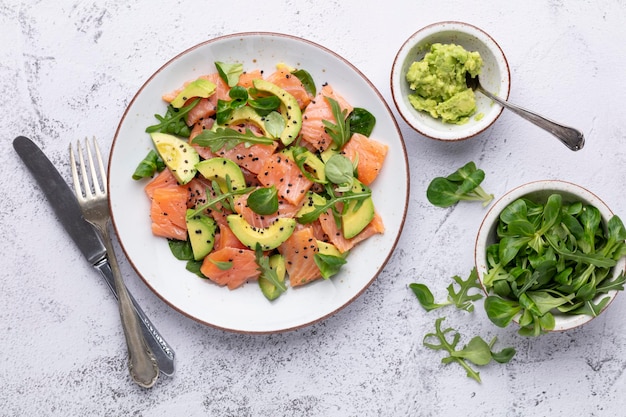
[253,78,302,146]
[196,157,246,192]
[342,179,375,239]
[171,78,216,109]
[296,192,326,219]
[218,106,270,137]
[258,254,286,301]
[226,214,296,251]
[281,147,326,183]
[316,240,343,257]
[320,147,339,164]
[314,240,347,279]
[185,209,217,261]
[150,132,200,185]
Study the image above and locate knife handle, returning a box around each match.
[93,260,176,376]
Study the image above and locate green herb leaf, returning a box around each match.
[322,96,350,148]
[314,253,347,279]
[185,260,207,278]
[132,150,165,180]
[447,268,483,312]
[409,268,484,313]
[248,96,281,115]
[348,107,376,136]
[168,239,194,260]
[426,162,494,208]
[292,68,316,96]
[409,283,449,312]
[255,244,287,294]
[247,186,279,215]
[215,61,243,87]
[192,127,275,153]
[264,111,286,138]
[423,318,514,383]
[484,296,521,328]
[187,182,255,217]
[146,98,200,137]
[297,185,371,224]
[450,336,493,366]
[491,345,517,363]
[209,258,233,270]
[325,154,354,186]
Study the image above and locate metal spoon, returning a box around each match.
[465,74,585,151]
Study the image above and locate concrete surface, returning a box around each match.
[2,0,626,416]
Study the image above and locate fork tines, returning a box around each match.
[70,137,107,200]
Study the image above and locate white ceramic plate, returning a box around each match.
[109,33,409,333]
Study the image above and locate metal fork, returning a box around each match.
[70,137,159,388]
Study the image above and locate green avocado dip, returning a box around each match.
[405,43,483,124]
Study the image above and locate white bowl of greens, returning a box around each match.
[475,180,626,336]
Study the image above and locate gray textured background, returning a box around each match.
[3,0,626,416]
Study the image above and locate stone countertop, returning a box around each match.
[3,1,626,416]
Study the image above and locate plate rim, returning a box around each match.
[109,31,411,333]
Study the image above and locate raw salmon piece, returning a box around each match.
[238,69,263,88]
[341,133,388,186]
[266,67,313,109]
[214,222,246,251]
[318,210,384,253]
[149,186,189,240]
[277,225,322,287]
[185,73,230,126]
[233,192,300,229]
[241,166,262,188]
[189,118,216,160]
[200,247,260,289]
[185,98,216,126]
[215,141,278,175]
[144,169,179,199]
[300,84,354,152]
[145,169,190,240]
[257,154,313,206]
[185,176,213,209]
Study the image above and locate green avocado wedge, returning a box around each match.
[252,78,302,146]
[170,78,216,109]
[185,209,217,261]
[150,132,199,185]
[226,214,296,251]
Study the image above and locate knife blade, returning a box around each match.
[13,135,175,376]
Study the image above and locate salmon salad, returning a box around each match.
[132,62,389,300]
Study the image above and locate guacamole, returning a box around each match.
[405,43,483,124]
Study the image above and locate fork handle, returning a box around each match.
[93,260,175,376]
[99,226,160,388]
[476,86,585,151]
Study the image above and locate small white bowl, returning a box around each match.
[391,21,510,141]
[474,180,626,332]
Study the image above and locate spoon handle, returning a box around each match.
[478,87,585,151]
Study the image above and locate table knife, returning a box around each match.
[12,135,175,376]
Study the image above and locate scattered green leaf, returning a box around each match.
[423,318,515,383]
[409,268,483,312]
[426,161,494,207]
